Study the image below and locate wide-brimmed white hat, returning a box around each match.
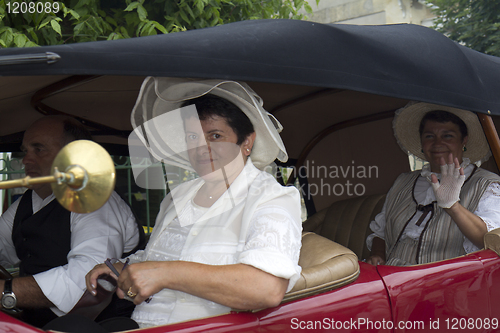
[393,102,491,163]
[130,77,288,171]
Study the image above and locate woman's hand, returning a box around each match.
[366,237,386,266]
[430,153,487,248]
[431,154,465,208]
[116,262,168,305]
[366,255,386,266]
[85,262,123,296]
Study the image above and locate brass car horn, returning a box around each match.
[0,140,115,214]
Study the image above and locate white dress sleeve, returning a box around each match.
[463,182,500,253]
[0,197,21,267]
[238,195,302,292]
[366,201,388,251]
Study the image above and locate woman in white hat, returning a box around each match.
[85,77,302,328]
[366,102,500,266]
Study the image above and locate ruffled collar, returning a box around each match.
[420,158,473,183]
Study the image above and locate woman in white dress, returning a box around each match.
[85,77,303,328]
[366,102,500,266]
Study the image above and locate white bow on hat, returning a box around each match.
[129,77,289,189]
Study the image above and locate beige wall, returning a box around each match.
[306,0,434,26]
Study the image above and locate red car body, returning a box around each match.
[2,251,499,332]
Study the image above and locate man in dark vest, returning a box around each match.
[0,116,143,327]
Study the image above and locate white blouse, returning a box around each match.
[128,159,302,328]
[367,159,500,254]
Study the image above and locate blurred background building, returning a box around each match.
[307,0,434,26]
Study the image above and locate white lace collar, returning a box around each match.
[420,158,474,183]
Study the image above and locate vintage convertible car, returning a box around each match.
[0,19,500,332]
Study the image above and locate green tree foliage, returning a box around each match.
[427,0,500,56]
[0,0,314,47]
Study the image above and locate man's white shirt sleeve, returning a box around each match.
[29,192,139,315]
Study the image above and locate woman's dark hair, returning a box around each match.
[419,110,468,139]
[181,94,254,145]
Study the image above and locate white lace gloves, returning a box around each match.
[431,159,465,209]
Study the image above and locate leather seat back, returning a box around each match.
[283,232,359,302]
[302,194,386,260]
[485,228,500,256]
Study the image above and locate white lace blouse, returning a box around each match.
[367,159,500,254]
[128,159,302,328]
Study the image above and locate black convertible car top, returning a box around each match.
[1,19,499,115]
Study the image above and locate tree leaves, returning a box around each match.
[1,0,314,47]
[427,0,500,56]
[50,18,61,36]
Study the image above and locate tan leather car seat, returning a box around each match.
[282,232,359,302]
[302,194,386,260]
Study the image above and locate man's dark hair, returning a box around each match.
[181,94,254,145]
[419,110,468,139]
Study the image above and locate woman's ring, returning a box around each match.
[127,287,137,298]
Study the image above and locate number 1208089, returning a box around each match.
[6,1,60,14]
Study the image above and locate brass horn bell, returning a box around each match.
[0,140,116,214]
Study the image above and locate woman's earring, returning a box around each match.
[463,146,467,152]
[421,149,423,153]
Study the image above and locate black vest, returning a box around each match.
[11,190,146,327]
[12,190,71,277]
